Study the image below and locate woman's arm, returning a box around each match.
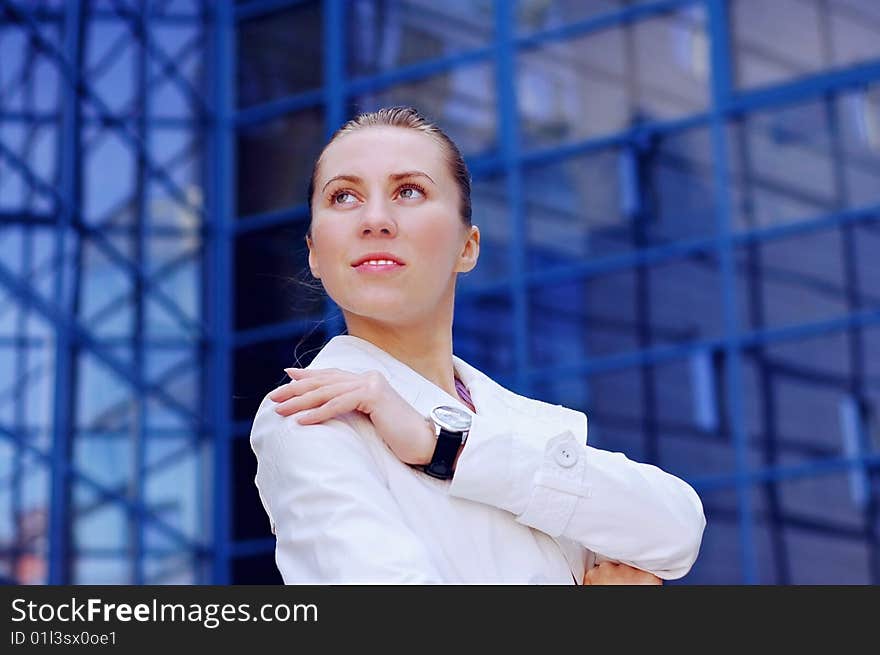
[449,414,706,581]
[250,396,445,583]
[269,367,705,582]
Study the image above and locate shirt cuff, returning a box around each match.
[448,411,589,534]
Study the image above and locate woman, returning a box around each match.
[249,106,706,584]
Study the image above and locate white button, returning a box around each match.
[554,443,578,468]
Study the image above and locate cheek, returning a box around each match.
[413,219,463,267]
[310,221,346,270]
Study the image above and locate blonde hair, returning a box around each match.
[306,106,472,236]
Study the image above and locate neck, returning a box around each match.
[343,308,458,400]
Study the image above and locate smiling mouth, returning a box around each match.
[352,260,405,273]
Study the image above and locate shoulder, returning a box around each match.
[308,335,393,377]
[249,384,389,483]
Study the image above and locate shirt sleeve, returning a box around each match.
[448,411,707,580]
[250,398,446,584]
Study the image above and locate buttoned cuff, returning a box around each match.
[515,430,591,537]
[448,413,590,532]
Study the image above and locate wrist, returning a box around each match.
[417,416,436,465]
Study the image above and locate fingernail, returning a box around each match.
[284,368,296,377]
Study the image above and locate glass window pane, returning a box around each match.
[234,221,324,332]
[351,62,497,157]
[73,484,130,551]
[461,173,510,288]
[83,130,137,225]
[728,102,837,231]
[732,0,825,90]
[517,0,654,34]
[232,552,283,584]
[524,149,625,265]
[236,107,325,217]
[529,254,723,362]
[837,86,880,209]
[233,331,328,423]
[145,446,200,541]
[453,291,515,377]
[524,129,715,267]
[518,7,709,149]
[736,229,849,331]
[734,0,880,89]
[347,0,494,77]
[237,1,323,108]
[144,552,197,584]
[234,435,272,541]
[72,557,131,584]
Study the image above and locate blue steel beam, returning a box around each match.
[4,6,209,24]
[106,0,209,117]
[691,453,880,496]
[0,257,203,427]
[83,6,203,119]
[496,0,530,396]
[321,0,346,339]
[0,0,204,217]
[0,140,209,339]
[47,0,82,584]
[80,246,205,338]
[235,0,312,22]
[465,202,880,296]
[0,111,200,129]
[0,425,206,554]
[234,0,700,127]
[208,0,234,585]
[132,0,149,585]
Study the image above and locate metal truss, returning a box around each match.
[0,0,218,584]
[2,0,878,584]
[227,0,880,584]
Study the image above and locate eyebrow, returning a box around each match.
[321,171,436,193]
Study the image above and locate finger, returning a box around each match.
[275,381,359,417]
[295,389,363,424]
[285,366,345,380]
[268,377,327,403]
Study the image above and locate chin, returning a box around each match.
[344,295,414,322]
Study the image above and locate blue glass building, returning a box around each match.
[1,0,878,584]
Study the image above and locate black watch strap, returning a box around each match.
[423,427,464,479]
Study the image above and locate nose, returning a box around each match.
[359,196,397,237]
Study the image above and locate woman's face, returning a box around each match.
[307,126,479,326]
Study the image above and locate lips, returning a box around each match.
[350,252,406,267]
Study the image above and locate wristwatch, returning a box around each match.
[423,405,472,480]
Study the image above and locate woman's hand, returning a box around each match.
[583,561,663,585]
[268,367,436,466]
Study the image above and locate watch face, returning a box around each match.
[431,405,472,432]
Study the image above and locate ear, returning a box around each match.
[455,225,480,274]
[306,234,321,279]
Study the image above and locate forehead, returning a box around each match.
[318,126,447,182]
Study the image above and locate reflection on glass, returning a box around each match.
[735,230,849,331]
[517,0,653,34]
[347,0,494,77]
[733,0,880,89]
[234,221,323,331]
[517,7,708,149]
[453,292,515,375]
[237,1,323,108]
[462,174,509,288]
[236,107,325,216]
[352,62,497,157]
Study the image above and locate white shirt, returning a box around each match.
[250,334,706,584]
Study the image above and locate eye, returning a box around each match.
[398,184,426,200]
[330,190,358,206]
